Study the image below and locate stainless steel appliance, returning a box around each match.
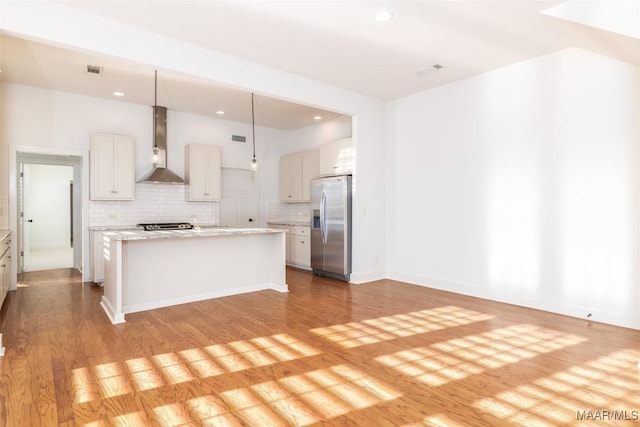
[138,222,193,231]
[311,175,352,281]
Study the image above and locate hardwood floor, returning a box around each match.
[0,267,639,426]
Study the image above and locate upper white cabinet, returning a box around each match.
[279,150,318,203]
[319,137,353,176]
[90,133,135,200]
[185,144,222,201]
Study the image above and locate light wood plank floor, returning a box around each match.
[0,267,639,426]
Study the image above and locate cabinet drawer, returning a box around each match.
[290,226,310,236]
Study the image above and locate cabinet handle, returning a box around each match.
[300,240,305,244]
[288,195,292,198]
[333,166,338,169]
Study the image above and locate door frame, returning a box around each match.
[9,145,90,289]
[19,160,77,272]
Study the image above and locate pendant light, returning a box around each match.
[250,93,258,171]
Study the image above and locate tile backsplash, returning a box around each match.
[267,200,311,223]
[89,183,218,227]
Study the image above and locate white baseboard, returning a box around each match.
[386,271,640,331]
[123,282,288,316]
[350,270,386,284]
[100,296,125,324]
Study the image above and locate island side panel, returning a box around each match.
[100,236,126,324]
[122,232,287,314]
[270,231,287,292]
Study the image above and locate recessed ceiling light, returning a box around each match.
[375,10,393,22]
[113,91,125,97]
[313,115,322,120]
[216,110,225,115]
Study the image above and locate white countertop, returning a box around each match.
[102,227,285,241]
[267,221,311,227]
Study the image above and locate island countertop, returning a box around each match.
[102,227,284,241]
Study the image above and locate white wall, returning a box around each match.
[387,47,640,329]
[0,81,6,230]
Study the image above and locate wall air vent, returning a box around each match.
[86,65,103,76]
[231,135,247,143]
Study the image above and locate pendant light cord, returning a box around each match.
[153,70,158,155]
[251,93,256,161]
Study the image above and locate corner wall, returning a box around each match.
[386,48,640,329]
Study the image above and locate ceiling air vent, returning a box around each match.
[231,135,247,143]
[86,65,103,76]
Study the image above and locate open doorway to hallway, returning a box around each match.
[17,153,83,274]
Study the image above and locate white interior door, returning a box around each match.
[221,169,257,228]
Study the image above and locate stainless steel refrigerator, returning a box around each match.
[311,175,352,281]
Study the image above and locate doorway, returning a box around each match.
[17,153,83,273]
[221,168,258,227]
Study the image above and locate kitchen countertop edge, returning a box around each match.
[102,227,286,241]
[267,221,311,226]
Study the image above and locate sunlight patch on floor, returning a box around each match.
[376,324,586,388]
[71,333,321,406]
[473,349,640,425]
[309,306,495,348]
[216,364,402,426]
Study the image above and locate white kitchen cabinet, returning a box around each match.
[319,137,353,176]
[90,133,135,200]
[267,224,311,268]
[90,230,105,284]
[185,144,222,201]
[289,226,311,268]
[0,233,11,309]
[279,150,318,202]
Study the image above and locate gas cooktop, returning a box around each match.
[138,222,194,231]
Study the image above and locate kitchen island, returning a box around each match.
[99,227,287,324]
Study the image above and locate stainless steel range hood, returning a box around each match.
[138,105,184,184]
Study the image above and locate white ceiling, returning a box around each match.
[2,1,639,129]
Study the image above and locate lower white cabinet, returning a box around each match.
[91,230,105,283]
[0,233,11,308]
[268,224,310,269]
[290,226,311,268]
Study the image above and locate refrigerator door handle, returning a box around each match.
[320,190,327,244]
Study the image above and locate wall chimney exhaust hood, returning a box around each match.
[138,70,184,184]
[138,106,184,184]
